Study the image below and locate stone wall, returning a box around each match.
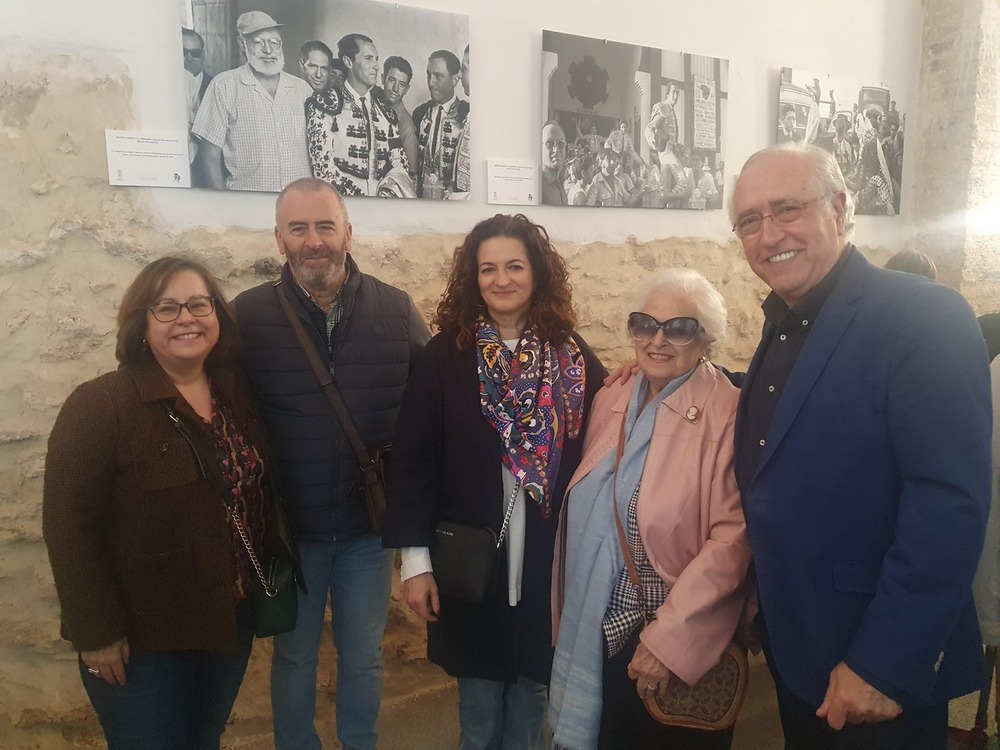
[910,0,1000,309]
[0,48,908,745]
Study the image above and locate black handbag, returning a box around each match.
[165,406,299,638]
[273,282,388,534]
[253,554,298,638]
[430,481,520,603]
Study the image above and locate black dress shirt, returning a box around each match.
[736,246,854,489]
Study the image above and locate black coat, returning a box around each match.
[383,331,606,684]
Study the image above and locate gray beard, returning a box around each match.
[290,256,345,296]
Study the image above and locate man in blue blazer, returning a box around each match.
[730,144,991,749]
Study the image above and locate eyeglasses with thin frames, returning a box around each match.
[732,195,828,240]
[247,36,282,51]
[149,296,216,323]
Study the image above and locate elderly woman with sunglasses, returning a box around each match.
[549,268,753,750]
[43,257,293,750]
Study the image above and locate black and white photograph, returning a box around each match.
[180,0,470,199]
[777,66,905,215]
[541,30,728,210]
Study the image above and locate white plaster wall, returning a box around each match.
[0,0,923,246]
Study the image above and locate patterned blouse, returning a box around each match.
[208,395,268,600]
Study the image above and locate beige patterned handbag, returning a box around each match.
[641,641,749,731]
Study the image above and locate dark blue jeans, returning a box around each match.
[80,605,254,750]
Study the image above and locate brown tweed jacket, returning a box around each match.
[43,361,282,655]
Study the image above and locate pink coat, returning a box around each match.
[553,362,753,685]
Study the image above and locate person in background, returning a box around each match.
[381,55,420,177]
[413,49,468,199]
[730,144,990,750]
[43,256,291,749]
[182,27,212,187]
[384,213,606,750]
[777,104,799,144]
[541,120,569,205]
[299,40,333,94]
[234,178,429,750]
[549,268,752,749]
[328,58,348,91]
[884,250,937,280]
[449,44,471,200]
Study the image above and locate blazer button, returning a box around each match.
[159,443,168,453]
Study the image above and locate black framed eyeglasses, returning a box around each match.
[732,195,828,240]
[183,48,204,59]
[149,296,216,323]
[627,312,700,345]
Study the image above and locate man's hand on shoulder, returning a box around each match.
[816,662,902,730]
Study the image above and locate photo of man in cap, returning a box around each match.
[192,10,312,192]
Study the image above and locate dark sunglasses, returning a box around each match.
[184,48,204,59]
[627,312,700,345]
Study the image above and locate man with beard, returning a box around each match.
[380,56,419,176]
[192,11,311,192]
[299,40,333,94]
[413,49,468,199]
[306,33,408,197]
[234,178,430,750]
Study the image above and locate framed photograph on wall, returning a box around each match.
[541,30,728,210]
[777,67,904,216]
[180,0,470,199]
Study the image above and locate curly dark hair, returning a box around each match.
[435,214,577,350]
[116,256,239,369]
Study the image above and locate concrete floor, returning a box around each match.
[11,650,985,749]
[219,653,786,749]
[219,652,989,750]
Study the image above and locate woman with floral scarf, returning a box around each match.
[383,213,606,749]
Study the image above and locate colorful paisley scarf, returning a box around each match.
[476,317,586,518]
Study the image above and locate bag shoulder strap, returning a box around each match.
[272,281,375,471]
[612,417,642,589]
[163,404,274,593]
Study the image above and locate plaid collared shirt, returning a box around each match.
[192,64,312,192]
[602,483,670,657]
[294,267,348,339]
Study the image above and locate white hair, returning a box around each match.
[633,268,727,357]
[727,143,856,238]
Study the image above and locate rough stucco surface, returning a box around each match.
[0,50,912,746]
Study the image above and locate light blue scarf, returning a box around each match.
[548,370,693,749]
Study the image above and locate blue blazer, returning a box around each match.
[736,247,992,708]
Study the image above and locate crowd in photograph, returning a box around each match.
[542,84,724,210]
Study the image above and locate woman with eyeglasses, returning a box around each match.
[549,268,753,750]
[43,256,293,749]
[383,214,606,749]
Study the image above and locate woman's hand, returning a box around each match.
[627,640,673,702]
[80,638,130,686]
[403,572,440,622]
[604,359,639,387]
